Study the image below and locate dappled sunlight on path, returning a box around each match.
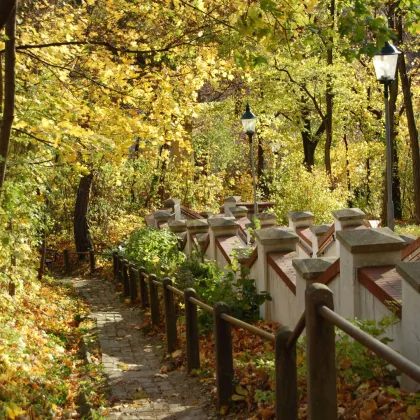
[70,276,210,420]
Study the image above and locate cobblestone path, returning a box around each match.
[72,276,210,420]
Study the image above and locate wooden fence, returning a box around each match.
[112,253,420,419]
[38,246,111,278]
[46,246,420,419]
[113,253,420,420]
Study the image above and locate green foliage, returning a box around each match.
[120,227,185,275]
[269,156,350,224]
[174,256,271,331]
[334,316,399,385]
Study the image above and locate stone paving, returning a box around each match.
[72,276,210,420]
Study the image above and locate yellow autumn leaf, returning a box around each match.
[5,404,25,420]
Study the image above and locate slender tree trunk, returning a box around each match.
[74,173,93,259]
[324,0,335,176]
[343,134,352,207]
[0,1,16,191]
[366,158,371,206]
[0,0,15,31]
[399,54,420,223]
[302,120,317,169]
[389,72,402,220]
[0,54,3,114]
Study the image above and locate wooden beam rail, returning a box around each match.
[318,304,420,384]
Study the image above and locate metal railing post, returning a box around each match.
[305,283,337,420]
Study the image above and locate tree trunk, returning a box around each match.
[0,1,16,191]
[399,54,420,223]
[389,71,402,220]
[74,173,93,259]
[324,0,335,176]
[302,120,317,169]
[343,134,352,207]
[0,0,15,31]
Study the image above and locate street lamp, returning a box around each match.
[373,42,401,231]
[241,103,258,217]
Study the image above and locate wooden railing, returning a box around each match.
[38,246,112,278]
[113,252,298,418]
[75,251,420,419]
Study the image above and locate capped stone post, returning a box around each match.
[163,198,181,221]
[168,220,187,250]
[154,210,173,229]
[207,217,240,261]
[230,206,248,220]
[256,212,277,228]
[185,219,209,256]
[396,262,420,392]
[254,227,299,320]
[293,257,338,319]
[310,224,332,257]
[332,208,366,255]
[288,210,314,231]
[336,227,405,319]
[223,196,241,217]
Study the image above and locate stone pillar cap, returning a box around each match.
[310,224,332,237]
[231,206,248,215]
[336,227,406,253]
[168,220,187,233]
[163,198,181,206]
[332,208,365,221]
[399,233,417,244]
[154,210,173,220]
[255,227,299,245]
[224,195,242,203]
[396,262,420,293]
[256,212,277,221]
[287,210,314,221]
[208,217,239,230]
[292,257,338,280]
[186,219,208,230]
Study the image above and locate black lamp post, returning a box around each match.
[373,42,401,231]
[241,104,258,217]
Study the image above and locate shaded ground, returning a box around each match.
[69,275,211,420]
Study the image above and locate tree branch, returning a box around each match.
[12,128,55,147]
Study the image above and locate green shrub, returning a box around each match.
[269,155,350,224]
[119,227,185,275]
[174,257,271,331]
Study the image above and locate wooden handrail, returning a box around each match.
[286,311,305,350]
[318,305,420,384]
[220,313,275,342]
